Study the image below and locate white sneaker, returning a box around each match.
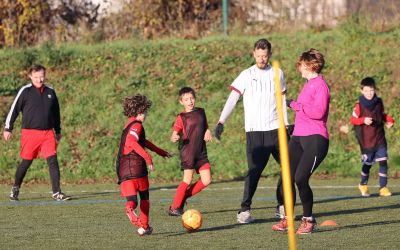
[137,226,153,236]
[52,192,71,201]
[237,210,254,224]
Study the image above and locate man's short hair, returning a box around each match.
[29,64,46,74]
[254,38,271,52]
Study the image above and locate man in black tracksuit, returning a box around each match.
[3,64,70,201]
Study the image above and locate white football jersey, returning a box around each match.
[231,64,287,132]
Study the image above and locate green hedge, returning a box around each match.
[1,21,399,183]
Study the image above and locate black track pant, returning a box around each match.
[241,130,281,211]
[289,135,329,217]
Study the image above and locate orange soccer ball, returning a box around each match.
[181,209,202,231]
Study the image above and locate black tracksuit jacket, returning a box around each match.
[4,83,61,134]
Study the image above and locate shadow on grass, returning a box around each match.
[314,203,400,218]
[157,221,257,237]
[314,191,398,204]
[13,191,119,202]
[71,191,119,199]
[202,205,276,215]
[316,219,400,233]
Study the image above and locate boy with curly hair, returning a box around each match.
[116,94,171,236]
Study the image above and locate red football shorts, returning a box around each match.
[20,129,57,160]
[196,162,211,174]
[120,176,149,197]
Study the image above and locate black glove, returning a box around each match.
[286,124,294,136]
[286,99,293,108]
[215,123,224,140]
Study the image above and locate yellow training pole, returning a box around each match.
[272,60,297,250]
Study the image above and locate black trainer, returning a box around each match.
[168,206,183,216]
[9,186,19,201]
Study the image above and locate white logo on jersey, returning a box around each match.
[48,94,52,98]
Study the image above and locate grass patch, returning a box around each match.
[1,20,400,182]
[0,178,399,249]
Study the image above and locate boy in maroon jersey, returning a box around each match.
[116,94,171,236]
[350,77,394,197]
[168,87,212,216]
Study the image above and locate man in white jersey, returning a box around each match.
[215,38,289,223]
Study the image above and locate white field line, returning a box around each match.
[159,185,400,191]
[2,185,399,194]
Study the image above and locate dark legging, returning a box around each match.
[289,135,329,217]
[14,155,61,193]
[14,159,33,187]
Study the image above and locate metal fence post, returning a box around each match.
[222,0,228,35]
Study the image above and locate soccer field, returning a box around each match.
[1,178,399,250]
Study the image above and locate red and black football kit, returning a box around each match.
[116,120,148,184]
[116,117,168,230]
[4,83,63,195]
[173,107,210,170]
[170,108,211,211]
[351,95,395,188]
[351,97,394,153]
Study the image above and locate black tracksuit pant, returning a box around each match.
[240,130,283,211]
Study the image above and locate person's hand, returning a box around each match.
[364,117,373,125]
[170,133,180,143]
[215,123,224,140]
[204,129,212,142]
[3,131,12,141]
[286,99,293,108]
[148,164,154,171]
[55,133,62,142]
[386,122,394,129]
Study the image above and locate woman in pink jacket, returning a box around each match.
[272,48,330,234]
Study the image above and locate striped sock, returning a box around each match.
[379,163,388,188]
[360,164,371,185]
